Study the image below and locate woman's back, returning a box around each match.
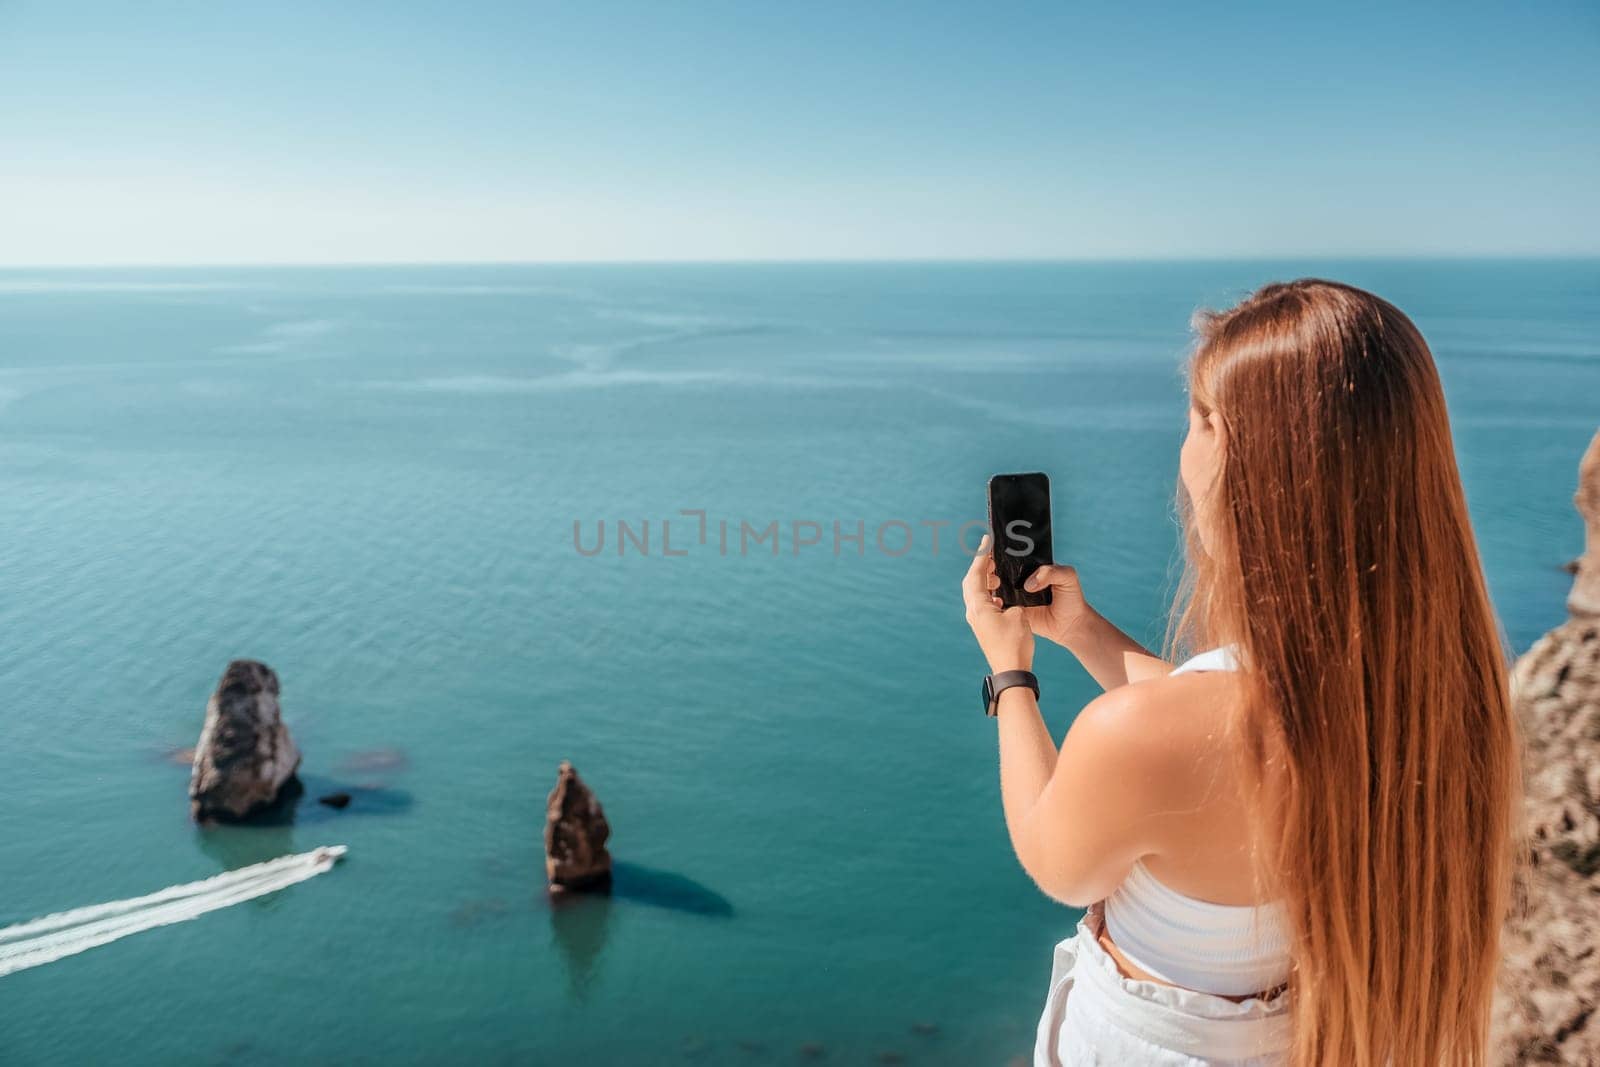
[1090,662,1270,908]
[1100,648,1292,998]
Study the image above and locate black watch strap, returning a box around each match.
[982,669,1039,717]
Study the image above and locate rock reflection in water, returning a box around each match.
[548,861,733,1001]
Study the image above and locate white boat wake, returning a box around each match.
[0,845,346,977]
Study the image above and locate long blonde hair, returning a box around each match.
[1173,280,1521,1065]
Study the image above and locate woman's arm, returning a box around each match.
[1060,606,1153,690]
[993,686,1058,847]
[963,545,1166,904]
[1021,566,1153,690]
[995,683,1171,906]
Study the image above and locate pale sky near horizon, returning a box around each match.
[2,1,1597,266]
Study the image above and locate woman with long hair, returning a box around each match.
[962,280,1522,1065]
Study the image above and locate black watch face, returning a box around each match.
[981,675,995,714]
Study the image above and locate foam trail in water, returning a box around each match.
[0,846,346,976]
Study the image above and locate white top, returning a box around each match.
[1099,646,1292,997]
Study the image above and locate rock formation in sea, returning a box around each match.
[1492,430,1600,1064]
[188,659,303,822]
[544,760,612,892]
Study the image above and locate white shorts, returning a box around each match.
[1034,904,1292,1066]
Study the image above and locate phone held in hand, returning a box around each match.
[987,472,1054,608]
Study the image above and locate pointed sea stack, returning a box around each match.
[188,659,302,822]
[544,761,612,893]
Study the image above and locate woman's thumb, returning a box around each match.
[1024,564,1074,592]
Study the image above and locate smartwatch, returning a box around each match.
[982,670,1039,717]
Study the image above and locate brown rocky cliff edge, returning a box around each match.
[1492,430,1600,1065]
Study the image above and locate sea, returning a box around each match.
[1,260,1595,1065]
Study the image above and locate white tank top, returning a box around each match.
[1100,646,1293,996]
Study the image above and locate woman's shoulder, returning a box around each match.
[1068,671,1243,798]
[1075,671,1264,897]
[1078,668,1240,737]
[1047,669,1255,902]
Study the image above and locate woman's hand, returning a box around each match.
[1021,564,1095,649]
[962,535,1034,673]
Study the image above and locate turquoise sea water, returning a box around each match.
[1,261,1595,1065]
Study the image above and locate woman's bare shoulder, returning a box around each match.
[1067,671,1242,798]
[1085,672,1265,897]
[1048,671,1253,898]
[1077,670,1239,739]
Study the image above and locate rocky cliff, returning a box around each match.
[1492,430,1600,1064]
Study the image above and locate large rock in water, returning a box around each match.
[188,660,302,822]
[544,761,612,892]
[1492,430,1600,1064]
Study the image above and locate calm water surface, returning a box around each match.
[1,261,1595,1065]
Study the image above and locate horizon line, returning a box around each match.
[2,253,1599,271]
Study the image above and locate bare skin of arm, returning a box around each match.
[994,682,1169,905]
[995,672,1253,908]
[1020,565,1153,690]
[963,543,1257,909]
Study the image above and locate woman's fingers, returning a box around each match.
[963,535,998,615]
[1023,563,1078,593]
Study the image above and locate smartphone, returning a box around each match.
[987,472,1054,608]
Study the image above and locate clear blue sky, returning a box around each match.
[2,1,1596,264]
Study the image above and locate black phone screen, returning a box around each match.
[987,472,1054,608]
